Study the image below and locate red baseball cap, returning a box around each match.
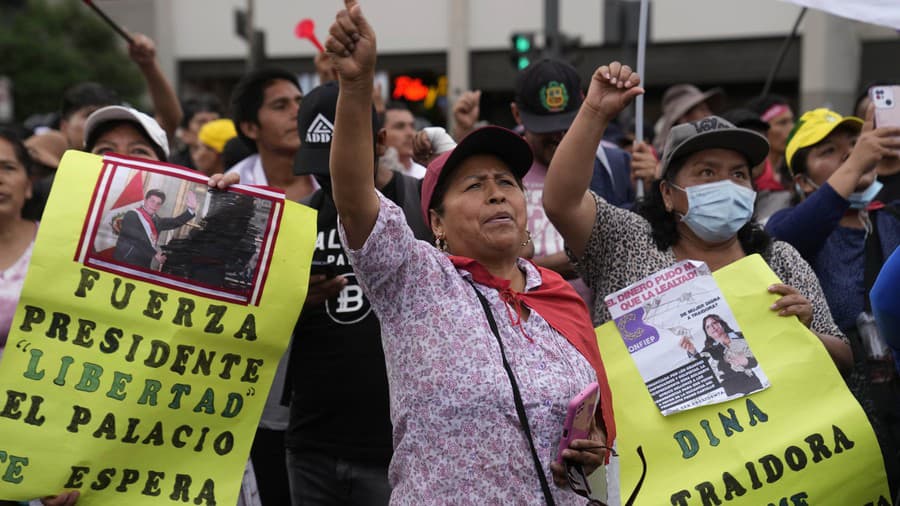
[420,126,534,226]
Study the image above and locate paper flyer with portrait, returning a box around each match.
[0,151,316,505]
[604,260,769,415]
[598,255,890,505]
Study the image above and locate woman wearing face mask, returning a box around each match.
[543,62,852,374]
[765,108,900,496]
[765,108,900,337]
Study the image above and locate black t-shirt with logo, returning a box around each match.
[286,173,430,463]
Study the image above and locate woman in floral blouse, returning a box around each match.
[323,2,615,504]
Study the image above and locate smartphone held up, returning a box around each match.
[870,85,900,128]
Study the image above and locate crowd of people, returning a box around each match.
[1,0,899,505]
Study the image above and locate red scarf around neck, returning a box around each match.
[449,255,616,452]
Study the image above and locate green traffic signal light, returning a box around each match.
[514,35,531,53]
[517,56,531,70]
[510,32,535,71]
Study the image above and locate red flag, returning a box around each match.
[94,172,145,258]
[111,171,144,209]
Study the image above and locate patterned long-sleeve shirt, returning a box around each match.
[341,193,594,505]
[570,192,845,341]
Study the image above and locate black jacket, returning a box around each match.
[113,208,194,269]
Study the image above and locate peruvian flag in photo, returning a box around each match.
[781,0,900,31]
[92,169,146,259]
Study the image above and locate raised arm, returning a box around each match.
[128,33,183,141]
[451,89,481,141]
[767,107,900,257]
[326,0,381,250]
[826,105,900,199]
[543,62,643,258]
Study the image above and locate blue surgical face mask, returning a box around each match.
[670,180,757,243]
[847,180,883,210]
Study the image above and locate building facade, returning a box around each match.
[97,0,900,128]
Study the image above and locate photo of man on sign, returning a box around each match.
[0,147,315,506]
[80,160,280,306]
[112,188,197,270]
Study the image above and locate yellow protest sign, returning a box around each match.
[600,254,890,505]
[0,151,315,505]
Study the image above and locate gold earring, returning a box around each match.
[521,230,532,248]
[435,236,448,252]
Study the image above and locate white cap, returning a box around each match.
[83,105,170,158]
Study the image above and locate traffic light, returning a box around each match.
[234,8,267,70]
[510,32,536,71]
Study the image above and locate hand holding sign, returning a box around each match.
[207,171,241,191]
[767,283,813,328]
[0,151,316,505]
[596,255,891,504]
[40,491,79,506]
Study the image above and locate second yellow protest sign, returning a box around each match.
[0,151,316,505]
[601,255,890,505]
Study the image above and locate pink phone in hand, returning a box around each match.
[556,382,600,464]
[870,86,900,128]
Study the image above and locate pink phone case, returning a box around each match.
[870,85,900,129]
[556,382,600,464]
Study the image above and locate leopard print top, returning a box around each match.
[569,192,845,342]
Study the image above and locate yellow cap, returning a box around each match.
[197,119,238,154]
[784,108,862,175]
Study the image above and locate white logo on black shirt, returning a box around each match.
[325,272,372,325]
[306,113,335,144]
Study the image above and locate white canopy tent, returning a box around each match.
[781,0,900,31]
